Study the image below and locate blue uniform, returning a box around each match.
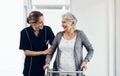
[19,25,55,76]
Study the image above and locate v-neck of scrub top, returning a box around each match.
[29,26,48,51]
[30,26,43,39]
[30,27,39,37]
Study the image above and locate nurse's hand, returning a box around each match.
[42,48,53,55]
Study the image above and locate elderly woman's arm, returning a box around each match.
[80,31,94,69]
[44,32,61,69]
[81,31,94,63]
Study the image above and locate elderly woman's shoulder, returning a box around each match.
[76,29,84,33]
[55,31,64,36]
[76,29,88,37]
[56,31,63,34]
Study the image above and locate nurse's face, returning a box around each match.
[32,16,44,30]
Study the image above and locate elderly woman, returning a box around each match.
[44,12,94,76]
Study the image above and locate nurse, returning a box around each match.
[19,11,55,76]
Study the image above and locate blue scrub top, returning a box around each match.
[19,25,55,76]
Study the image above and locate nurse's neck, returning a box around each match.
[32,26,40,31]
[32,26,40,37]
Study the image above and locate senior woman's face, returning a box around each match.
[62,18,73,31]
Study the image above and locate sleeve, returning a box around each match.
[50,32,60,51]
[81,31,94,63]
[46,32,60,64]
[19,30,31,50]
[47,26,55,45]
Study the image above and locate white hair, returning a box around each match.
[62,12,78,25]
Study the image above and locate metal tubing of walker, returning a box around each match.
[47,71,85,76]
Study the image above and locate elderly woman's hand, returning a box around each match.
[43,64,50,70]
[80,61,87,70]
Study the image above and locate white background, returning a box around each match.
[0,0,119,76]
[0,0,24,76]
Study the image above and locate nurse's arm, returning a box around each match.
[24,49,53,56]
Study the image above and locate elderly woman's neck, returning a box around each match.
[65,28,76,35]
[64,28,76,40]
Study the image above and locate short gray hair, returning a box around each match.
[62,12,78,25]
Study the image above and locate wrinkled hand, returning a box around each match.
[43,64,50,70]
[80,61,87,70]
